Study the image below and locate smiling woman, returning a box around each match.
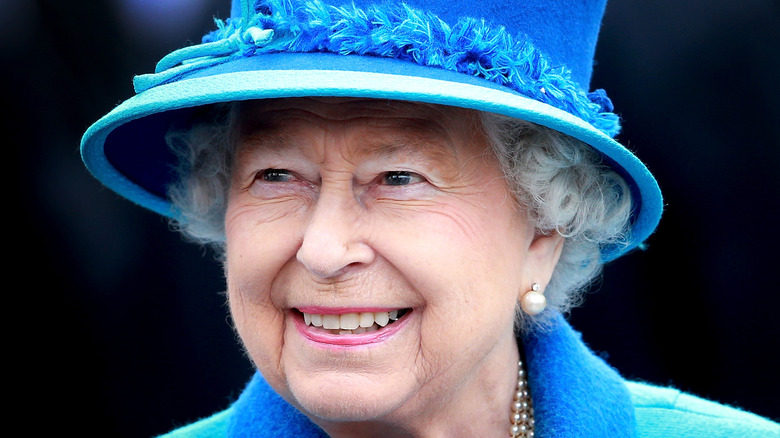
[223,98,546,433]
[79,0,779,436]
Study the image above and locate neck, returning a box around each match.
[316,331,522,438]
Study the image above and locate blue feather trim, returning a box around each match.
[148,0,621,137]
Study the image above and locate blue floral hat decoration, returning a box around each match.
[81,0,663,261]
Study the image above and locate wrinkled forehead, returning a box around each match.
[235,97,490,161]
[238,97,481,135]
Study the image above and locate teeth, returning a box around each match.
[302,310,404,332]
[375,312,390,327]
[322,314,340,330]
[340,313,360,330]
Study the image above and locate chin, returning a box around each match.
[288,376,407,423]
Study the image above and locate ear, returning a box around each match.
[519,231,565,299]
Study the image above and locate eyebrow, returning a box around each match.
[237,130,303,156]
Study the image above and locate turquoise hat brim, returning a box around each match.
[81,53,662,261]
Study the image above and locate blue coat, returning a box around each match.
[159,313,779,437]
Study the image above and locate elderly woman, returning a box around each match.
[81,0,779,436]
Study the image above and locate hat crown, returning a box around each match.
[230,0,608,88]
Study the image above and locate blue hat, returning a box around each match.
[80,0,663,261]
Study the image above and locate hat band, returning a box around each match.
[134,0,621,137]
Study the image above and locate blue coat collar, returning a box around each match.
[226,312,637,437]
[522,312,637,437]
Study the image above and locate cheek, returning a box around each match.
[228,285,290,390]
[427,195,526,307]
[224,199,304,376]
[225,197,304,287]
[376,200,526,316]
[400,200,525,281]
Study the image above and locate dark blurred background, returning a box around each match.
[5,0,778,436]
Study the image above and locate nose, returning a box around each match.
[296,189,375,279]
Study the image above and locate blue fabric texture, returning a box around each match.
[225,375,329,437]
[155,312,779,437]
[628,381,780,438]
[522,313,637,437]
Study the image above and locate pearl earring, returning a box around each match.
[521,283,546,315]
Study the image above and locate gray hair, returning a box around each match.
[165,102,632,332]
[479,112,631,331]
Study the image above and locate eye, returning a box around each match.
[257,168,294,182]
[247,167,314,200]
[381,171,424,186]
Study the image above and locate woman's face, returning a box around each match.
[225,98,562,429]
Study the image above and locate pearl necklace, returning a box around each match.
[509,358,535,437]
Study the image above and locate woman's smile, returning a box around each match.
[292,307,413,346]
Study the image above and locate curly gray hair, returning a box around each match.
[165,101,632,332]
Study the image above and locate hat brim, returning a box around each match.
[81,52,662,261]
